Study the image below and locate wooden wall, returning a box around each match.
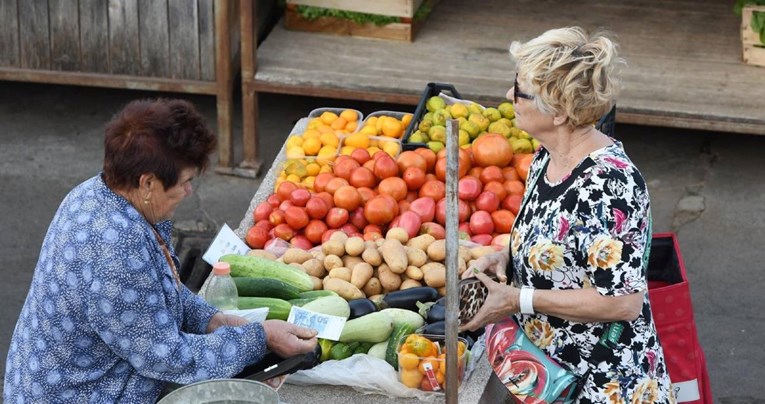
[0,0,217,81]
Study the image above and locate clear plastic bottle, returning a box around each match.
[205,262,239,310]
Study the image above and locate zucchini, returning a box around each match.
[302,295,351,318]
[288,297,320,307]
[348,298,377,320]
[385,322,416,370]
[233,277,300,300]
[367,340,389,361]
[339,312,394,343]
[379,308,425,329]
[298,290,339,299]
[382,287,439,312]
[238,297,292,321]
[220,254,313,292]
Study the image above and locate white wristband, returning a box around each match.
[519,286,535,315]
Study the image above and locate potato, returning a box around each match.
[323,254,343,271]
[329,231,349,245]
[386,227,409,244]
[405,265,424,281]
[321,240,345,257]
[405,247,428,268]
[289,262,304,270]
[328,267,352,282]
[311,250,326,262]
[283,248,313,265]
[426,239,446,262]
[458,246,472,263]
[361,246,382,267]
[344,236,366,256]
[459,259,467,274]
[406,234,436,252]
[324,277,365,300]
[342,255,364,270]
[422,262,446,288]
[375,238,385,248]
[351,262,374,289]
[246,249,276,260]
[310,275,323,290]
[400,279,423,290]
[363,277,383,297]
[377,263,402,292]
[379,238,408,274]
[301,258,326,278]
[470,246,497,260]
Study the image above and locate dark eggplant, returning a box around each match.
[426,303,446,323]
[421,320,445,336]
[383,287,439,312]
[435,296,446,306]
[348,298,377,319]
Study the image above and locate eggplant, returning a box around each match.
[383,287,439,312]
[425,303,446,323]
[348,298,377,319]
[421,320,445,336]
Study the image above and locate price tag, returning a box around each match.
[287,306,347,341]
[202,224,250,265]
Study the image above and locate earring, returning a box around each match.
[143,199,150,205]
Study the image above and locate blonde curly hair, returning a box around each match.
[509,27,624,130]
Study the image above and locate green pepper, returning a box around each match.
[318,339,335,362]
[330,342,359,361]
[353,342,374,355]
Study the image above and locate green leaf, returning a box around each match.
[753,11,765,45]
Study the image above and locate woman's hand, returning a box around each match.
[459,271,520,332]
[262,320,319,358]
[461,250,510,283]
[206,312,249,333]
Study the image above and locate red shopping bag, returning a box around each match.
[647,233,713,404]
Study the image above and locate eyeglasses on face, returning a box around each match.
[514,73,535,104]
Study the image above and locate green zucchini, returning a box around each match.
[302,296,351,319]
[385,322,416,370]
[367,340,389,361]
[288,297,320,307]
[220,254,313,292]
[379,308,425,329]
[298,290,339,299]
[238,297,292,321]
[233,277,301,300]
[339,312,393,343]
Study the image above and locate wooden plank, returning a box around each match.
[0,0,19,67]
[138,0,170,77]
[287,0,423,18]
[49,1,80,71]
[18,0,49,69]
[285,8,413,41]
[79,0,110,73]
[743,45,765,68]
[108,0,141,75]
[254,0,765,135]
[198,0,216,81]
[168,0,200,79]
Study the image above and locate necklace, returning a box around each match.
[150,226,182,289]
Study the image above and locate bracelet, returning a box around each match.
[519,286,535,315]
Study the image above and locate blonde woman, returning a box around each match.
[462,27,674,402]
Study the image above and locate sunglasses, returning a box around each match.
[514,73,535,104]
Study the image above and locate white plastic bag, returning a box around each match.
[222,307,269,323]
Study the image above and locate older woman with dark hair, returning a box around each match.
[461,28,674,402]
[4,99,317,403]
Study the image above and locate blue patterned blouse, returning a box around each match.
[4,175,267,403]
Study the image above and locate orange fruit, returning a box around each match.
[319,132,339,148]
[344,133,370,149]
[400,368,424,388]
[344,120,358,132]
[320,111,339,125]
[399,352,420,370]
[302,138,321,155]
[330,117,348,131]
[418,357,440,375]
[340,109,358,122]
[382,118,404,138]
[401,113,413,128]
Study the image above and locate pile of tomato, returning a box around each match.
[397,334,468,391]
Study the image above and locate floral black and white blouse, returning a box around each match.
[510,143,675,403]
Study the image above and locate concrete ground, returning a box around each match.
[1,80,763,403]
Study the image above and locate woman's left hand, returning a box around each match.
[206,312,249,333]
[459,271,520,332]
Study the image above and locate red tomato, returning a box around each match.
[304,220,328,244]
[284,206,309,230]
[273,223,294,241]
[501,194,523,215]
[483,181,507,201]
[313,173,335,193]
[266,194,281,208]
[268,209,285,226]
[402,166,426,191]
[253,201,273,222]
[409,197,436,223]
[357,187,377,205]
[373,154,399,180]
[396,151,427,173]
[458,176,482,201]
[321,229,340,244]
[315,192,334,209]
[363,231,383,241]
[398,199,410,214]
[276,181,298,202]
[434,198,470,225]
[471,233,493,246]
[414,147,437,174]
[364,196,395,225]
[379,194,400,217]
[305,196,329,220]
[363,224,383,235]
[333,185,362,211]
[340,223,359,235]
[420,221,446,239]
[502,166,520,181]
[475,191,500,213]
[479,165,504,185]
[325,207,349,229]
[349,167,377,188]
[349,207,368,230]
[469,211,494,235]
[491,210,515,234]
[245,226,269,248]
[289,188,311,207]
[458,222,472,237]
[350,148,371,165]
[325,177,350,195]
[504,180,525,197]
[333,158,360,180]
[397,211,422,239]
[279,199,293,212]
[290,235,312,250]
[254,219,272,231]
[377,177,408,201]
[419,180,445,201]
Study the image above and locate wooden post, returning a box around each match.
[444,119,460,403]
[215,0,233,169]
[240,0,261,174]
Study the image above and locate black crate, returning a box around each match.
[402,82,463,151]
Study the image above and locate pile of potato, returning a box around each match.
[250,229,501,301]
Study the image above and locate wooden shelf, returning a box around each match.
[238,0,765,175]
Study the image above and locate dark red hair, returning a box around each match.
[102,98,216,190]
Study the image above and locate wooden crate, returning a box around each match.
[741,5,765,67]
[284,0,438,42]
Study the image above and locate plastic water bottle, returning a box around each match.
[206,262,239,310]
